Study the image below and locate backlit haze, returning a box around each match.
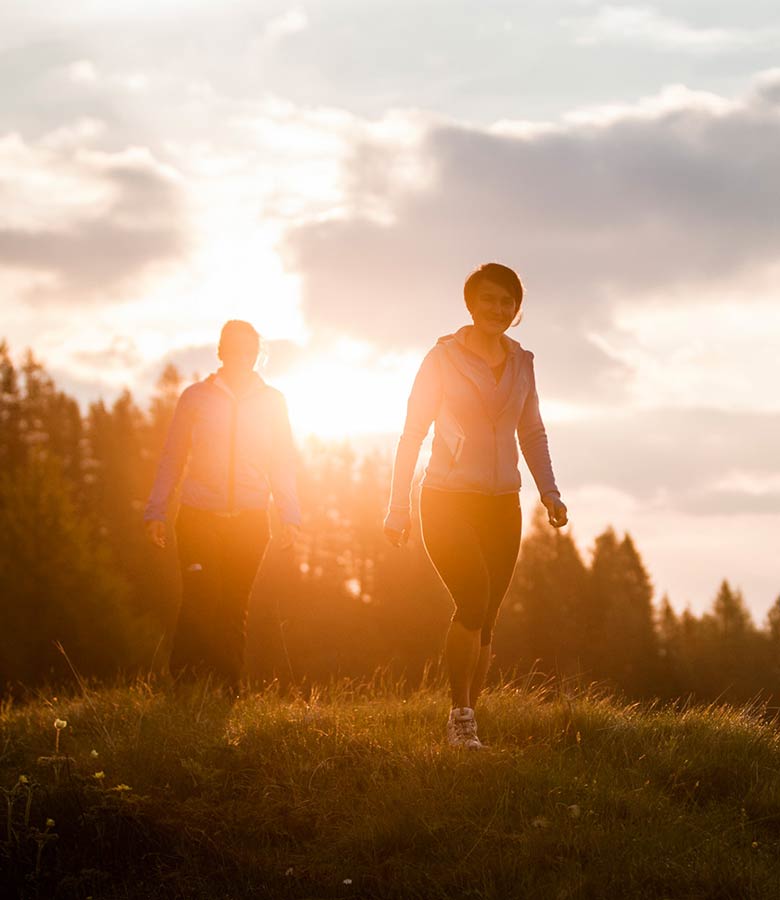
[2,1,779,619]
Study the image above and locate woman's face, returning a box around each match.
[470,279,518,336]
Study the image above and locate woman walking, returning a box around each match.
[145,320,300,694]
[384,263,567,748]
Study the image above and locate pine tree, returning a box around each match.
[0,341,24,474]
[584,528,659,696]
[657,594,685,697]
[765,595,780,646]
[497,506,588,679]
[711,580,752,638]
[86,390,171,623]
[0,454,144,686]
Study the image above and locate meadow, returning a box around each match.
[2,676,780,900]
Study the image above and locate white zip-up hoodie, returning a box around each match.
[385,326,559,528]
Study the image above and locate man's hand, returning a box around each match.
[278,522,300,551]
[145,520,167,549]
[542,493,568,529]
[383,510,411,547]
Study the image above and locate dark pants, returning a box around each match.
[171,505,270,689]
[420,488,522,646]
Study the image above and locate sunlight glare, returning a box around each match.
[275,340,419,438]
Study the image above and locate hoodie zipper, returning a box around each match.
[492,421,498,493]
[227,397,238,513]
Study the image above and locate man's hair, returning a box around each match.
[219,320,261,356]
[463,263,523,314]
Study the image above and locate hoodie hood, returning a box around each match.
[436,325,523,355]
[208,369,268,401]
[435,325,527,422]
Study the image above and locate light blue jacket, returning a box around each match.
[386,327,559,528]
[145,371,301,526]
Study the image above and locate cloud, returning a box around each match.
[262,8,309,45]
[150,337,305,385]
[0,132,190,304]
[71,336,142,370]
[66,59,98,83]
[283,70,780,399]
[154,343,215,382]
[564,5,780,52]
[550,407,780,515]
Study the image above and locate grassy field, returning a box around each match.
[2,676,780,899]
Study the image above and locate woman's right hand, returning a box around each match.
[145,520,167,549]
[542,493,568,529]
[383,509,411,547]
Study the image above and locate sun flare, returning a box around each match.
[273,341,419,439]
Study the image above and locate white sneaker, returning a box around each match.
[446,707,483,750]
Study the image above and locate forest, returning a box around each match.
[1,338,779,703]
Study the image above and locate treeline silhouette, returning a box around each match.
[1,339,778,703]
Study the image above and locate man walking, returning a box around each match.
[145,320,300,691]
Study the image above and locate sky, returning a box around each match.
[2,0,779,619]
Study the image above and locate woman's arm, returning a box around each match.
[266,390,302,528]
[516,352,564,517]
[144,387,196,525]
[384,349,442,539]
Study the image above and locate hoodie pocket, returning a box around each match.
[443,434,464,483]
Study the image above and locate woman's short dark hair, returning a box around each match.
[219,320,261,356]
[463,263,523,315]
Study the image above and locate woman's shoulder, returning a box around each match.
[503,333,534,361]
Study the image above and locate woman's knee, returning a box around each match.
[453,596,489,632]
[480,605,501,646]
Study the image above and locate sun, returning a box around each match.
[271,339,420,440]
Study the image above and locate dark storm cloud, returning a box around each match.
[0,154,189,305]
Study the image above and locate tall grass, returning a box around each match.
[2,676,780,899]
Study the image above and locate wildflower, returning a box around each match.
[285,868,294,876]
[53,719,67,731]
[45,818,55,828]
[568,804,581,819]
[343,879,353,885]
[113,784,132,792]
[531,816,550,829]
[94,771,105,780]
[18,775,29,784]
[752,841,759,849]
[90,749,99,758]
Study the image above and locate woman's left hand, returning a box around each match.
[279,523,300,550]
[542,494,568,528]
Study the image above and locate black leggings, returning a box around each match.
[420,488,522,646]
[172,505,270,688]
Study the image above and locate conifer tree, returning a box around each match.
[497,506,588,678]
[0,341,24,474]
[0,453,142,686]
[766,595,780,646]
[584,528,659,696]
[86,390,167,622]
